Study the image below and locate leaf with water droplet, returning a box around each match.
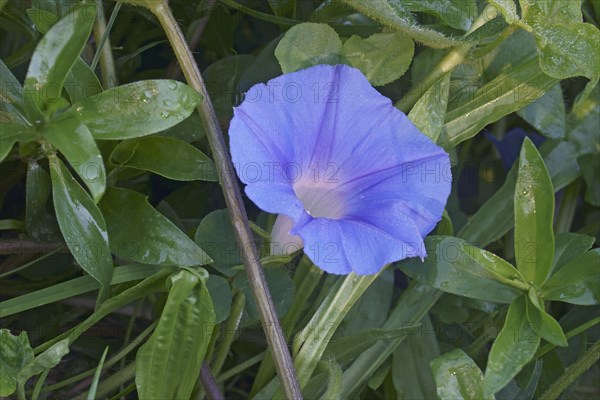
[514,138,555,286]
[49,156,112,303]
[65,80,202,140]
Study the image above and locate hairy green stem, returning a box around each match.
[148,1,302,398]
[539,339,600,400]
[92,0,118,88]
[396,4,499,112]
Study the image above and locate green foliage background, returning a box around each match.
[0,0,599,399]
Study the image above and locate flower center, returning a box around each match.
[293,178,345,219]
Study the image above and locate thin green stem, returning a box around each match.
[216,352,265,383]
[396,4,499,112]
[555,178,581,234]
[148,2,302,398]
[92,0,119,88]
[42,321,157,393]
[33,270,168,354]
[539,339,600,400]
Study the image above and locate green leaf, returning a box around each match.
[23,3,96,116]
[443,58,559,146]
[0,330,33,397]
[489,0,519,24]
[136,270,215,400]
[551,233,596,273]
[400,236,526,303]
[484,296,540,396]
[341,33,414,86]
[579,153,600,205]
[542,249,600,305]
[99,187,210,266]
[274,22,342,73]
[69,80,202,140]
[431,349,493,400]
[408,73,451,143]
[458,141,580,246]
[233,268,294,324]
[514,138,555,286]
[49,156,112,301]
[517,84,566,139]
[42,116,106,202]
[25,159,60,241]
[110,136,217,182]
[17,339,69,384]
[205,275,232,324]
[531,18,600,82]
[194,209,242,276]
[401,0,477,31]
[64,59,103,104]
[340,0,464,48]
[392,315,439,400]
[525,288,567,346]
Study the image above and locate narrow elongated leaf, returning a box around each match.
[408,73,450,143]
[400,236,525,303]
[525,288,567,346]
[542,249,600,305]
[326,325,419,367]
[514,138,554,286]
[484,296,540,396]
[443,58,559,146]
[23,4,96,116]
[459,141,578,246]
[64,59,103,104]
[42,116,106,202]
[0,330,33,397]
[25,159,60,241]
[110,136,217,181]
[49,156,112,300]
[341,33,414,86]
[432,349,493,400]
[99,187,210,266]
[87,346,109,400]
[275,22,342,73]
[136,270,215,400]
[69,80,202,139]
[340,0,463,48]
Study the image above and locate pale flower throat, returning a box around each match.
[293,178,345,219]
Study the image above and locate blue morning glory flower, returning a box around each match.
[229,64,451,275]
